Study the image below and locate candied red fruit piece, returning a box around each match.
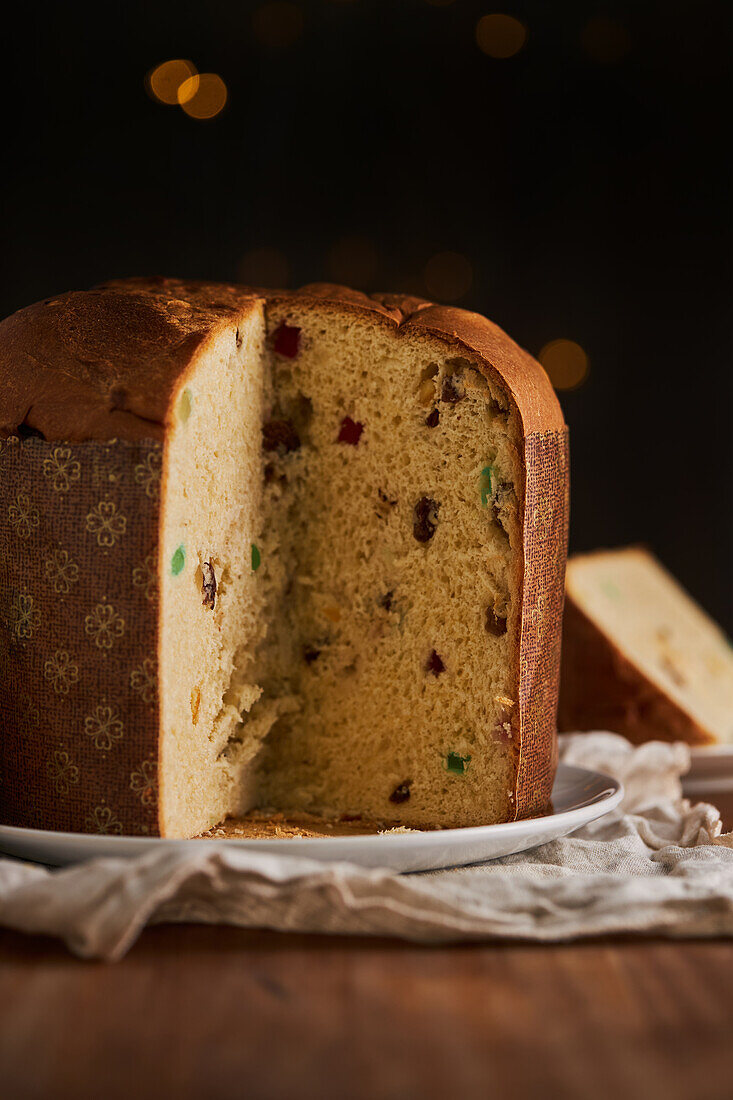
[426,649,445,676]
[389,781,411,804]
[338,416,364,445]
[272,323,301,358]
[413,496,440,543]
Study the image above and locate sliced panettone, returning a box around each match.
[559,546,733,745]
[0,279,568,837]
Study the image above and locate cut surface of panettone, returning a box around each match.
[0,279,569,838]
[559,547,733,746]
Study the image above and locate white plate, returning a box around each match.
[0,763,622,873]
[683,745,733,797]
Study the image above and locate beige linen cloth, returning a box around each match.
[1,732,732,960]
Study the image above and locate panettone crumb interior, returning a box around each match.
[160,303,522,838]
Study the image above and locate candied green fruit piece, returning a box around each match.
[178,388,193,423]
[479,465,494,507]
[444,751,471,776]
[171,545,185,576]
[251,544,261,572]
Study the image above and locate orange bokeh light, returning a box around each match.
[147,59,198,105]
[178,74,228,120]
[538,339,589,390]
[476,14,527,59]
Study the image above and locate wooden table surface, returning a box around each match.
[2,792,732,1100]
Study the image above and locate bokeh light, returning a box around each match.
[476,14,527,58]
[538,339,589,390]
[580,17,632,64]
[147,59,198,105]
[238,247,291,288]
[178,74,228,120]
[252,3,304,48]
[328,235,379,287]
[424,252,473,301]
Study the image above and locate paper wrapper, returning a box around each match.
[514,428,570,817]
[0,435,161,835]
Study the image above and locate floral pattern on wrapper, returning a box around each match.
[0,436,162,835]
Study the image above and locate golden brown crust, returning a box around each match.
[1,276,563,444]
[0,284,260,442]
[558,596,715,746]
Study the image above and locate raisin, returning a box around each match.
[338,416,364,445]
[425,408,440,428]
[202,561,217,610]
[485,607,507,636]
[426,650,445,676]
[235,328,243,349]
[389,781,411,804]
[378,590,394,611]
[262,419,300,453]
[441,376,464,403]
[272,322,301,358]
[413,496,440,543]
[303,646,321,665]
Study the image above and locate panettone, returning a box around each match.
[0,279,568,837]
[559,547,733,745]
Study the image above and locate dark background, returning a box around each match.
[3,0,731,627]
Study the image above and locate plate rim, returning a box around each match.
[0,762,623,853]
